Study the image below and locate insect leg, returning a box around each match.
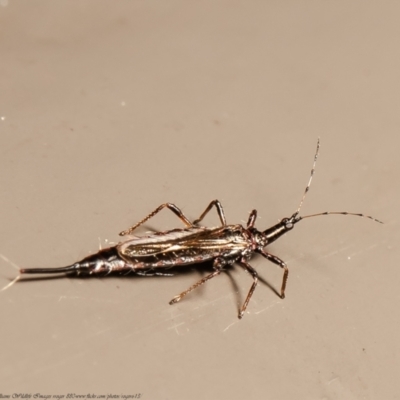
[258,249,288,299]
[246,210,257,228]
[119,203,193,236]
[237,259,259,319]
[169,257,226,305]
[193,199,227,226]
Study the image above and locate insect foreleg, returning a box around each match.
[258,249,288,299]
[246,210,257,228]
[169,257,226,305]
[237,260,259,318]
[119,203,193,236]
[193,199,227,226]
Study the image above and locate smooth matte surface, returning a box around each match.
[0,2,398,399]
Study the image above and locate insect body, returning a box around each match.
[16,140,382,318]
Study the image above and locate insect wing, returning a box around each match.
[117,226,249,262]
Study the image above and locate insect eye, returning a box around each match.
[281,218,294,230]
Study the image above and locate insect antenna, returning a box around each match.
[290,139,382,225]
[292,138,320,219]
[298,211,383,224]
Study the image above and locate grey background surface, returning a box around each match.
[0,1,398,399]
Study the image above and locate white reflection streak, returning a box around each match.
[167,321,185,335]
[254,300,280,315]
[0,253,21,292]
[223,321,237,332]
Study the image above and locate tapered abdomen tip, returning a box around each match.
[19,265,78,274]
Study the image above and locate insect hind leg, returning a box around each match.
[119,203,193,236]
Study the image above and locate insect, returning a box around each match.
[12,139,382,318]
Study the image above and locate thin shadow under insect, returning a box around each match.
[7,139,382,318]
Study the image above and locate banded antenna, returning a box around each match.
[292,138,382,224]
